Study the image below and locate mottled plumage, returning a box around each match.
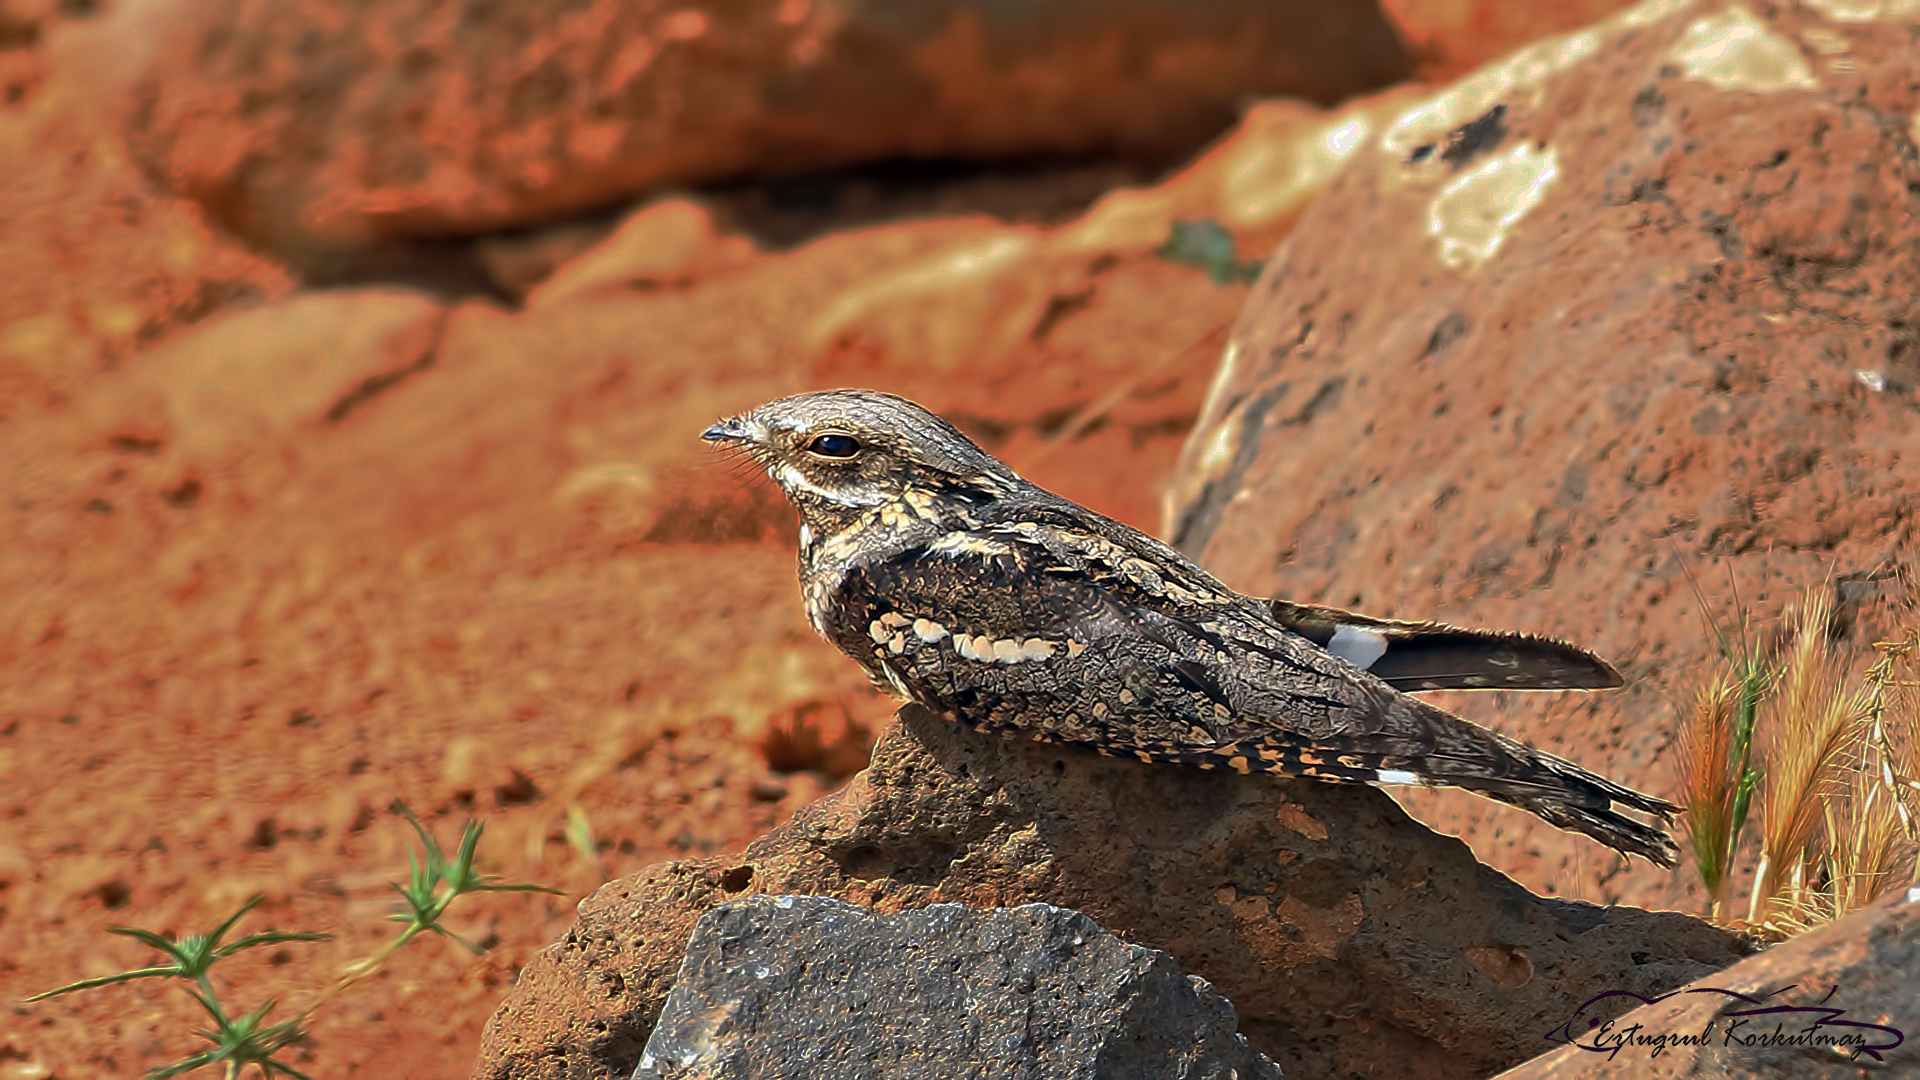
[704,389,1678,867]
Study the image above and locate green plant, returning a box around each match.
[26,803,558,1079]
[1154,219,1263,285]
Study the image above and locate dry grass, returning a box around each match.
[1675,586,1770,921]
[1677,674,1758,919]
[1677,575,1920,938]
[1747,591,1871,927]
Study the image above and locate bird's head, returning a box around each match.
[703,389,1020,531]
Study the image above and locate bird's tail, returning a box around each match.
[1457,750,1680,869]
[1386,700,1681,869]
[1177,698,1680,867]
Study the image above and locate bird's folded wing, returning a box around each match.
[833,525,1383,747]
[1267,599,1623,692]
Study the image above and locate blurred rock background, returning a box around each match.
[4,1,1914,1077]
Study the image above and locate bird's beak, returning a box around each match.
[702,417,751,444]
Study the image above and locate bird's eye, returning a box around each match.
[807,433,861,458]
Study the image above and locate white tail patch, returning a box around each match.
[1328,624,1390,671]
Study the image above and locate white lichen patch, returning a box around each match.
[1224,113,1377,226]
[1670,6,1817,93]
[1428,143,1560,269]
[1381,0,1703,164]
[1805,0,1920,20]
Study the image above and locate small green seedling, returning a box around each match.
[27,894,327,1078]
[25,803,558,1079]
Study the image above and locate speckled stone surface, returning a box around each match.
[633,895,1283,1080]
[473,705,1753,1080]
[1498,886,1919,1077]
[1164,0,1920,913]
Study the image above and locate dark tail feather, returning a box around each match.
[1508,796,1679,868]
[1269,599,1623,692]
[1437,739,1680,869]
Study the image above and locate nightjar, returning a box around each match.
[704,389,1677,866]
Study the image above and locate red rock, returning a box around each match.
[120,0,1410,253]
[9,43,1489,1074]
[524,197,757,308]
[110,288,446,451]
[0,25,292,418]
[472,704,1755,1080]
[1163,0,1920,910]
[1380,0,1639,81]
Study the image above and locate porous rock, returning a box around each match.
[122,0,1410,254]
[1164,0,1920,909]
[472,705,1754,1080]
[1499,886,1920,1077]
[633,895,1283,1080]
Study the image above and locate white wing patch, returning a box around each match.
[944,629,1059,664]
[927,532,1014,559]
[1327,624,1390,671]
[876,658,914,699]
[1375,768,1422,786]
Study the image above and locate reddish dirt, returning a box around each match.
[0,4,1732,1077]
[1,54,1257,1076]
[1,273,1240,1080]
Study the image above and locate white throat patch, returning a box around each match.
[774,463,884,508]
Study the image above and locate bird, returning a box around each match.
[703,388,1679,867]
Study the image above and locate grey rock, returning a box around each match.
[634,895,1283,1080]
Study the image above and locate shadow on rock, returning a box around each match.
[473,704,1756,1080]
